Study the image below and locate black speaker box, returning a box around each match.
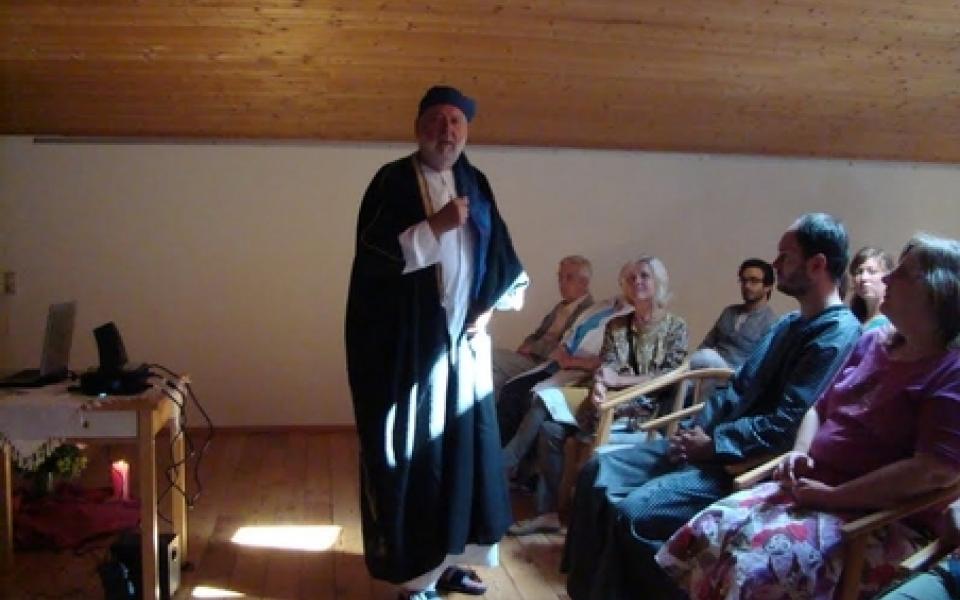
[109,532,180,600]
[94,322,129,373]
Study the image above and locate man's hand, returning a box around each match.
[669,426,715,463]
[516,341,534,356]
[667,431,687,464]
[428,196,469,238]
[588,375,607,407]
[773,451,816,486]
[550,347,574,369]
[549,348,600,372]
[595,366,621,388]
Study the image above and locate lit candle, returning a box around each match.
[111,460,130,501]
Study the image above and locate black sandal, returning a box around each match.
[436,565,487,595]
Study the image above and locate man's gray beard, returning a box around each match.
[419,146,461,171]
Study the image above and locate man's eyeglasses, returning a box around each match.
[739,277,765,285]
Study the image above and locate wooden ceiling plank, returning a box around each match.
[3,0,960,161]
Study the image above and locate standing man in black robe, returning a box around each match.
[345,85,527,600]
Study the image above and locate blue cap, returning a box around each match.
[418,85,476,122]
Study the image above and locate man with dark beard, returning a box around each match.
[562,213,861,600]
[345,86,526,600]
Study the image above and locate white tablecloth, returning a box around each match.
[1,384,94,469]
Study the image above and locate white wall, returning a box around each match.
[1,136,958,426]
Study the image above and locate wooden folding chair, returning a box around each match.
[557,364,734,520]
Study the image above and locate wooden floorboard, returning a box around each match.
[1,431,569,599]
[180,432,247,593]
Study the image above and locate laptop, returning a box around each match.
[0,301,77,388]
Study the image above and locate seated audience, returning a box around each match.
[849,245,896,330]
[689,258,778,371]
[497,291,632,446]
[876,499,960,600]
[506,255,689,535]
[491,255,594,394]
[656,232,960,600]
[562,213,861,600]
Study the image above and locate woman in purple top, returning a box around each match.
[655,233,960,600]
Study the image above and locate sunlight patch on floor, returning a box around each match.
[230,524,342,551]
[192,585,245,598]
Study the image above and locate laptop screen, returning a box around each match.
[39,301,77,378]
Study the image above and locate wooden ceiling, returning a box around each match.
[2,1,960,162]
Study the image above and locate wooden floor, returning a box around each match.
[1,432,570,599]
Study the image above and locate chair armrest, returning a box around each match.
[638,404,705,432]
[598,364,691,411]
[841,481,960,541]
[593,366,733,448]
[593,363,689,447]
[598,366,733,413]
[731,454,785,490]
[899,538,952,573]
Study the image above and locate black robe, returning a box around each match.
[345,152,524,583]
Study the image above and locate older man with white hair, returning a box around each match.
[346,85,527,600]
[491,254,595,393]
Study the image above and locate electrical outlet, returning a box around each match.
[3,271,15,295]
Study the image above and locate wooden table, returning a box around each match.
[0,383,188,600]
